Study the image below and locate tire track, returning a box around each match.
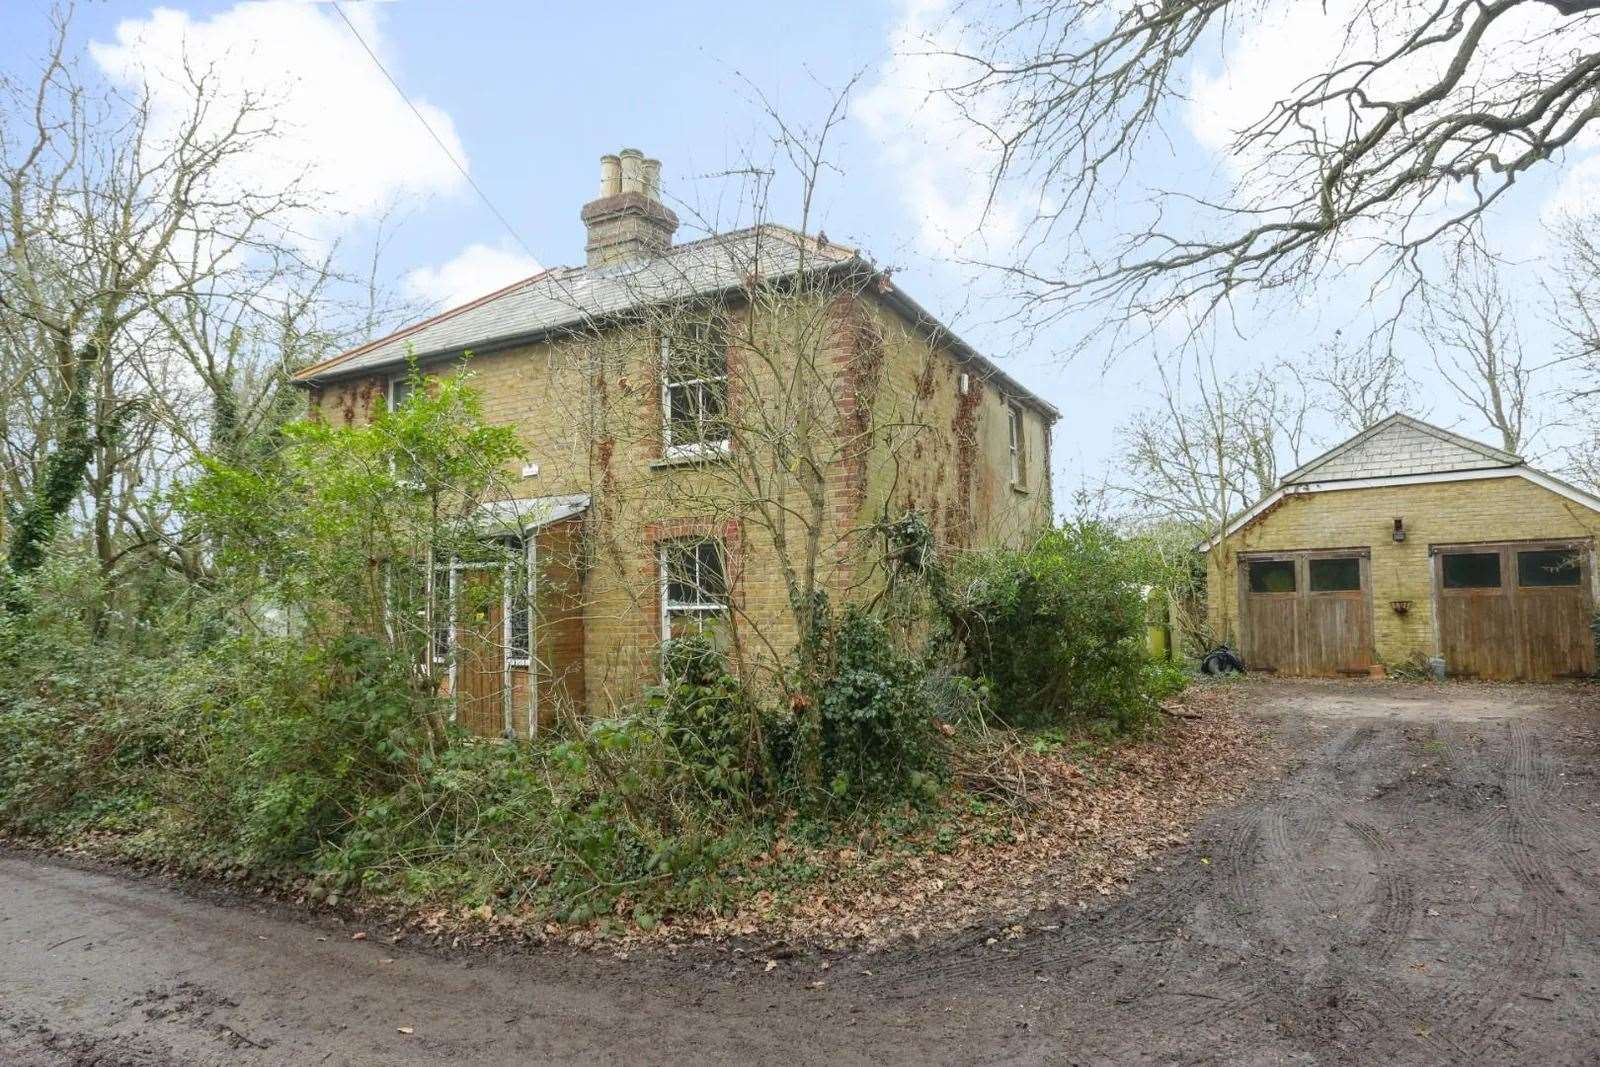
[1342,819,1417,966]
[1433,719,1568,1061]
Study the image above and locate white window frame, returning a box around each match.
[429,560,455,668]
[658,537,729,641]
[388,372,416,411]
[660,322,730,461]
[1008,403,1027,489]
[503,537,532,669]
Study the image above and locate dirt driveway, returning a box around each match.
[4,680,1600,1065]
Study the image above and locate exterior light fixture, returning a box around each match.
[1392,517,1406,543]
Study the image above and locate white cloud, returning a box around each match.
[856,0,1025,261]
[403,242,542,310]
[89,1,468,246]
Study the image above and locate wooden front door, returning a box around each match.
[1239,550,1374,676]
[1434,541,1594,681]
[455,565,508,736]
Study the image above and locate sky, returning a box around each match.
[3,0,1593,508]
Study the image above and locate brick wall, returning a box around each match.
[1207,475,1600,665]
[852,296,1054,561]
[306,289,1056,712]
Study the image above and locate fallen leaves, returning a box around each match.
[614,683,1271,952]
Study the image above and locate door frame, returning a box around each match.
[1237,546,1374,675]
[433,537,539,737]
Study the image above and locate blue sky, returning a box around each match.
[4,1,1591,504]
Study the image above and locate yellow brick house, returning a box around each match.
[1204,414,1600,680]
[292,148,1058,735]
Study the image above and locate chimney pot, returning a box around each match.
[618,148,645,196]
[599,154,621,198]
[642,158,662,201]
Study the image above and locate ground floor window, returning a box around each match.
[659,537,728,640]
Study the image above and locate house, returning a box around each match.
[1203,414,1600,680]
[292,148,1058,736]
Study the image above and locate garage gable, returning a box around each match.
[1281,413,1519,485]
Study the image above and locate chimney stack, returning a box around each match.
[581,147,678,267]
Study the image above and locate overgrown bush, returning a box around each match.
[0,559,179,833]
[939,521,1171,732]
[648,635,768,806]
[783,599,944,803]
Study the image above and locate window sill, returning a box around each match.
[1010,481,1031,495]
[652,442,730,469]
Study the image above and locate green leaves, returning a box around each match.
[941,521,1172,733]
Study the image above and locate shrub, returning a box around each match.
[649,635,767,805]
[785,600,943,803]
[939,521,1166,732]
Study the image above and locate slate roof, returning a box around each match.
[293,224,1058,418]
[1280,413,1521,486]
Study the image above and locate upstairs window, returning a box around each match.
[1008,404,1027,488]
[659,537,728,640]
[662,316,729,458]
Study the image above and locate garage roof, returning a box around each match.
[1199,414,1600,552]
[1280,413,1520,485]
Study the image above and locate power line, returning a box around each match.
[330,1,539,262]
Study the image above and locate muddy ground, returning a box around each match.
[4,680,1599,1065]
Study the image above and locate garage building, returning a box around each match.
[1205,414,1600,680]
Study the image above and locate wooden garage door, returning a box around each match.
[1239,549,1374,676]
[1434,541,1595,681]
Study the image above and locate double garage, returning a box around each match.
[1208,416,1600,682]
[1235,541,1593,680]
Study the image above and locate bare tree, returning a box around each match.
[1116,351,1310,537]
[1552,210,1600,400]
[546,82,955,701]
[0,6,315,600]
[936,0,1600,345]
[0,6,412,608]
[1421,245,1542,454]
[1291,334,1419,436]
[1114,349,1311,646]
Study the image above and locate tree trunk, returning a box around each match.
[3,341,104,609]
